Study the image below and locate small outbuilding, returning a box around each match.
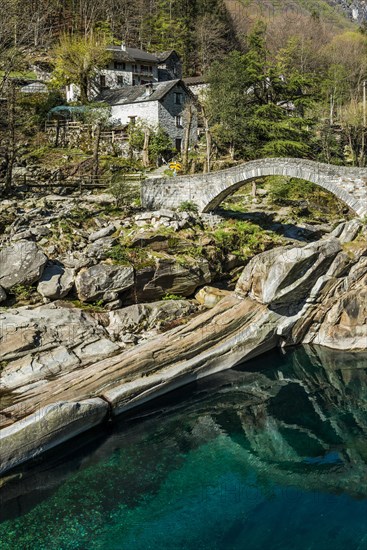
[20,81,49,94]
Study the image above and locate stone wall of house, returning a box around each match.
[187,83,209,99]
[158,84,198,148]
[98,69,133,89]
[101,61,159,88]
[158,52,182,81]
[111,101,160,127]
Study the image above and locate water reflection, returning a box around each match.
[0,345,367,549]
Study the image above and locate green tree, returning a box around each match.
[51,32,111,104]
[207,24,316,160]
[128,121,173,166]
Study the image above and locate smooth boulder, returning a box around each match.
[0,399,109,475]
[196,286,231,308]
[107,299,197,339]
[0,240,48,290]
[236,238,341,309]
[75,263,134,302]
[136,257,211,301]
[37,263,74,299]
[0,286,6,303]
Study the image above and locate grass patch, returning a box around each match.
[69,299,106,312]
[106,244,156,270]
[161,293,183,301]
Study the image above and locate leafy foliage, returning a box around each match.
[128,122,174,164]
[51,32,111,103]
[207,24,316,160]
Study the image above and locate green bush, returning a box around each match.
[178,201,198,213]
[109,180,139,207]
[106,244,156,270]
[212,220,283,261]
[162,293,183,301]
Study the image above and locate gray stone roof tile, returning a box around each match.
[96,80,181,105]
[107,46,159,63]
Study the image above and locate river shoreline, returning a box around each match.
[1,344,367,542]
[0,197,366,476]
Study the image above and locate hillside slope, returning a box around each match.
[224,0,365,31]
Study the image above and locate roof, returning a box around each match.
[155,50,179,62]
[48,105,89,119]
[107,45,159,63]
[20,81,48,93]
[183,76,208,86]
[96,80,189,106]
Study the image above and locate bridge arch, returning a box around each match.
[142,159,367,217]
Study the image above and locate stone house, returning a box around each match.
[97,79,197,152]
[155,50,183,81]
[66,45,182,102]
[183,76,208,99]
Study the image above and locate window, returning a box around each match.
[117,76,124,86]
[174,92,183,105]
[114,61,126,71]
[175,115,183,128]
[100,75,106,88]
[175,138,182,152]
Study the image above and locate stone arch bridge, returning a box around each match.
[141,158,367,217]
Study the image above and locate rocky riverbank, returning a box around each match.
[0,192,366,475]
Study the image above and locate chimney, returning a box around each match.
[145,83,153,97]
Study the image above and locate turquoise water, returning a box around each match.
[1,346,367,549]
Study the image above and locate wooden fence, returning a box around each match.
[45,122,128,143]
[9,172,144,191]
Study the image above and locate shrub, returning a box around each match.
[109,180,139,207]
[162,293,183,300]
[178,201,198,213]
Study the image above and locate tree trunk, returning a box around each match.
[229,142,235,160]
[182,103,194,173]
[92,123,102,179]
[203,115,212,173]
[142,127,150,168]
[80,73,89,104]
[252,181,257,197]
[55,120,60,147]
[4,83,16,194]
